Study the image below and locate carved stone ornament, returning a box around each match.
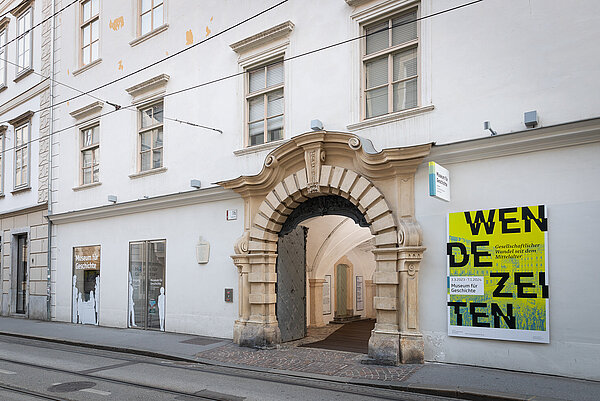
[304,143,326,193]
[234,232,250,254]
[348,137,362,151]
[264,154,278,168]
[398,217,423,247]
[407,263,416,276]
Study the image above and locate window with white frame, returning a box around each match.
[0,29,7,87]
[16,7,33,74]
[363,8,418,119]
[80,124,99,184]
[138,102,163,171]
[80,0,99,66]
[14,122,30,189]
[246,60,284,147]
[139,0,164,36]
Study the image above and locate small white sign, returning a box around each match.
[449,276,484,295]
[429,161,450,202]
[196,237,210,264]
[226,209,238,220]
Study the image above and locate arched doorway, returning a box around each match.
[275,195,372,343]
[220,131,431,364]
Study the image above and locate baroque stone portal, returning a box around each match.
[218,131,431,364]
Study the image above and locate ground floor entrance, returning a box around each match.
[128,240,166,331]
[272,191,378,352]
[224,131,429,364]
[15,234,28,315]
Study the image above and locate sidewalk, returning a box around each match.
[0,317,597,401]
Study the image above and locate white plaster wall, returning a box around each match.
[53,0,600,213]
[415,143,600,380]
[42,0,600,378]
[53,196,243,338]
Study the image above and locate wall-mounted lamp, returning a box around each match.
[190,179,202,189]
[108,195,117,203]
[524,110,538,128]
[484,121,497,136]
[310,119,323,131]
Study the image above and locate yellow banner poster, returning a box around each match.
[447,206,549,343]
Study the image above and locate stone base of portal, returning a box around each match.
[233,320,281,348]
[366,330,424,365]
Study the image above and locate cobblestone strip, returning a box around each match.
[196,344,420,382]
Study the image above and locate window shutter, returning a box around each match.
[365,21,388,55]
[366,57,388,89]
[392,11,417,46]
[249,70,265,93]
[393,48,417,81]
[266,63,284,87]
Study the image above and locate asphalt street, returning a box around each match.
[0,334,460,401]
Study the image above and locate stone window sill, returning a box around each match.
[347,104,435,131]
[14,68,34,83]
[234,139,288,156]
[72,181,102,191]
[129,24,169,47]
[129,166,167,179]
[0,84,7,94]
[72,58,102,76]
[11,185,31,194]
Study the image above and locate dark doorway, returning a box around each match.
[16,234,28,315]
[276,195,373,345]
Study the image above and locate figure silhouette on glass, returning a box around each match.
[128,272,137,327]
[89,290,97,325]
[72,275,79,323]
[158,286,165,331]
[77,293,83,324]
[94,276,100,325]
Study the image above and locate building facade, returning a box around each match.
[0,0,54,320]
[1,0,597,380]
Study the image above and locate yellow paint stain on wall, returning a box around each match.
[186,29,193,45]
[109,16,124,31]
[67,69,69,75]
[118,60,123,71]
[165,51,168,56]
[210,16,213,22]
[205,26,211,37]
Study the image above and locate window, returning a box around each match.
[0,29,7,87]
[14,122,30,189]
[138,102,163,171]
[363,9,418,119]
[16,7,33,74]
[139,0,164,36]
[80,125,99,185]
[80,0,99,66]
[246,61,284,147]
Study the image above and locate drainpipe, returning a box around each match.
[46,0,55,321]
